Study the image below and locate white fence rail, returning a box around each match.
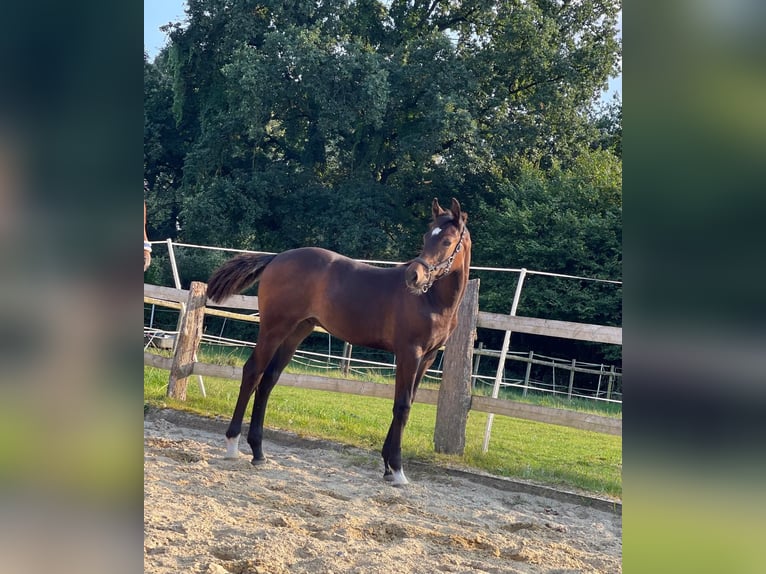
[143,240,622,446]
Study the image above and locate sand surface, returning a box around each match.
[144,409,621,573]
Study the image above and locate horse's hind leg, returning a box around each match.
[224,321,298,459]
[224,351,260,459]
[247,320,315,464]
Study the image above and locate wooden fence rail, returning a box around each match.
[143,348,621,439]
[477,312,622,345]
[144,282,622,454]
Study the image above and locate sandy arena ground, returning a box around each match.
[144,408,621,573]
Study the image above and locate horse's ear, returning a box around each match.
[450,198,465,223]
[432,197,444,220]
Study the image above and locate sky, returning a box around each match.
[144,0,187,59]
[144,1,621,101]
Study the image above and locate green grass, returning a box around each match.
[145,361,622,498]
[146,341,622,498]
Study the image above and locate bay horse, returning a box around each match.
[206,197,471,485]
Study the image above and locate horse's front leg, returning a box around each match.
[382,351,426,485]
[382,348,439,484]
[381,424,395,479]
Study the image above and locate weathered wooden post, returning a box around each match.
[567,358,577,400]
[434,278,480,455]
[167,281,207,400]
[522,350,533,397]
[341,342,353,376]
[167,238,206,397]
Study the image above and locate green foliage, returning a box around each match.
[591,94,623,158]
[144,50,189,243]
[475,151,621,319]
[144,0,622,364]
[472,149,621,362]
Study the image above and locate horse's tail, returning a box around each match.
[207,252,277,304]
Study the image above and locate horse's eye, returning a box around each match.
[442,239,451,247]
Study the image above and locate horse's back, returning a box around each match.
[261,247,385,283]
[257,247,406,348]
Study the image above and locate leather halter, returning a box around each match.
[412,225,466,293]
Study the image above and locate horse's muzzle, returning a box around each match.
[405,261,429,294]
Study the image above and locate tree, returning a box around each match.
[591,95,622,158]
[474,148,622,363]
[144,0,622,362]
[144,50,187,243]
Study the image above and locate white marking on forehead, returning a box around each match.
[431,226,442,237]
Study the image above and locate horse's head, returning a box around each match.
[406,197,470,294]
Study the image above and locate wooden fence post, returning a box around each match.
[522,350,533,397]
[341,342,353,376]
[568,358,576,399]
[167,281,207,400]
[434,278,480,455]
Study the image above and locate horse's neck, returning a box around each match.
[431,260,469,313]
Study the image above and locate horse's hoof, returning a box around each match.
[389,469,409,486]
[383,472,394,482]
[251,457,267,466]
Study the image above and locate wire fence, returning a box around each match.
[146,297,620,407]
[144,239,622,406]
